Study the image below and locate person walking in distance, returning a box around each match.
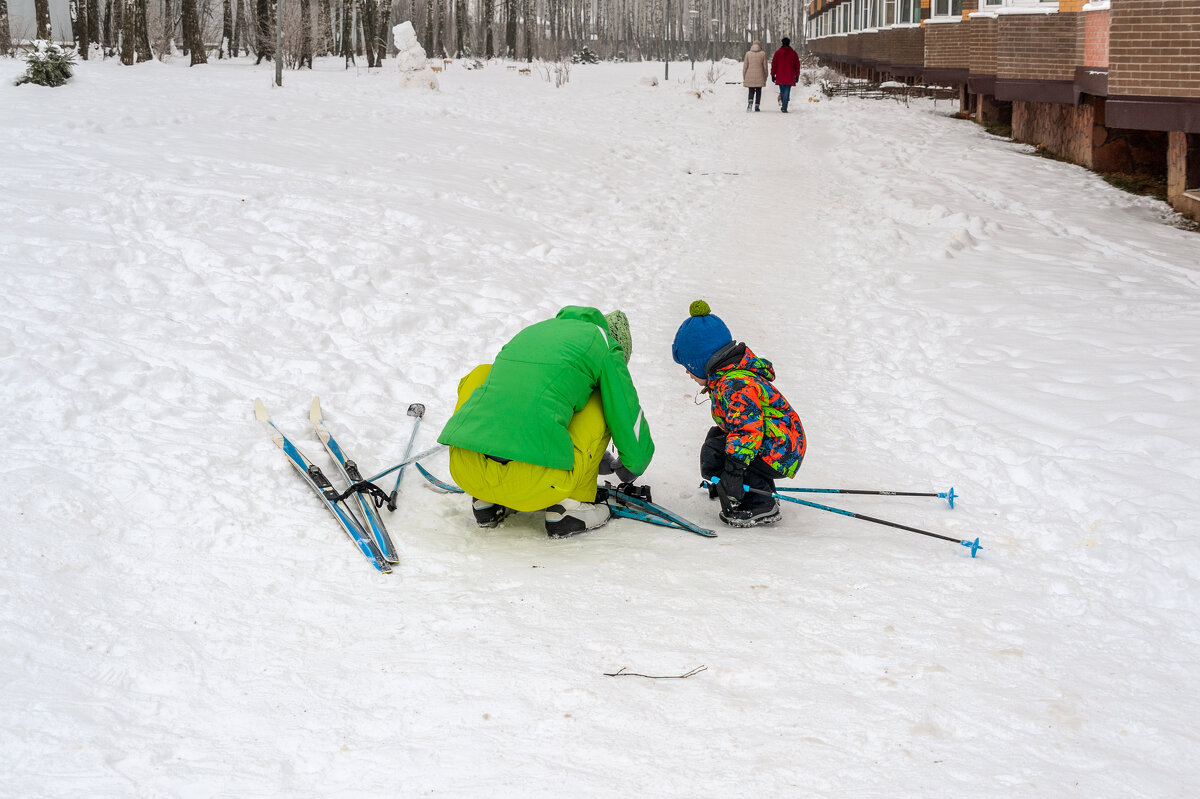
[771,36,802,113]
[742,40,769,112]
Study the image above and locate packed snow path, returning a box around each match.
[2,58,1198,797]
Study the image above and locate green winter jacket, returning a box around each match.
[438,306,654,475]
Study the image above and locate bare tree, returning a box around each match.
[121,0,136,61]
[87,0,100,45]
[453,0,464,56]
[254,0,273,61]
[182,0,206,62]
[0,0,10,56]
[340,0,353,65]
[134,0,152,60]
[35,0,51,39]
[422,0,431,53]
[358,0,376,66]
[220,0,232,56]
[299,0,313,65]
[0,1,11,56]
[104,0,119,52]
[521,0,530,60]
[375,0,388,63]
[482,0,493,57]
[70,0,89,58]
[162,0,175,56]
[317,0,333,54]
[232,0,246,54]
[503,0,513,57]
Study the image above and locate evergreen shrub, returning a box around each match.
[16,41,76,87]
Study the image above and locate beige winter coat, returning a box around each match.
[743,43,769,88]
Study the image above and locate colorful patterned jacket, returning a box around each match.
[706,344,806,477]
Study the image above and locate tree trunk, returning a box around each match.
[483,0,493,58]
[454,0,464,57]
[375,0,388,63]
[87,0,100,46]
[183,0,206,62]
[0,0,10,57]
[164,0,175,55]
[355,3,364,55]
[71,0,89,58]
[317,0,333,54]
[503,0,514,57]
[120,0,135,61]
[521,0,530,60]
[35,0,51,39]
[255,0,273,61]
[104,0,119,51]
[234,0,248,54]
[340,0,354,65]
[220,0,232,57]
[358,0,375,66]
[299,0,313,66]
[135,0,152,60]
[431,0,440,56]
[427,0,436,53]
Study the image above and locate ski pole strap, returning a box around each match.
[318,475,392,508]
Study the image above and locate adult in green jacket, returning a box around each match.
[438,306,654,537]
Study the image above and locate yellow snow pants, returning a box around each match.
[447,364,610,512]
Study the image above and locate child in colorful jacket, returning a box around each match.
[672,300,806,527]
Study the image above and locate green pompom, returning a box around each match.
[689,300,711,317]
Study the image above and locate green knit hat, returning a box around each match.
[605,310,632,364]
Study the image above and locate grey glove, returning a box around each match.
[600,451,636,483]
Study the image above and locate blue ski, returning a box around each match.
[606,484,717,538]
[610,503,694,532]
[310,397,398,563]
[414,463,465,493]
[254,399,391,573]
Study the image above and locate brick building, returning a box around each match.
[806,0,1200,223]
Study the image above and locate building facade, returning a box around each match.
[807,0,1200,223]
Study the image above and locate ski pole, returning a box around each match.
[365,443,447,484]
[386,403,426,511]
[777,486,957,509]
[705,480,981,557]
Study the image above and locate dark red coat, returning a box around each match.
[771,46,801,86]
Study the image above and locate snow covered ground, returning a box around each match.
[2,54,1199,798]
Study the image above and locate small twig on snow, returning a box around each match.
[603,666,707,679]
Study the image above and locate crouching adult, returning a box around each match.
[437,306,655,538]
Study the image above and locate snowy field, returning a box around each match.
[3,54,1199,797]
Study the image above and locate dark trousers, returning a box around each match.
[700,426,781,507]
[746,87,762,107]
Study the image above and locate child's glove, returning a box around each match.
[716,460,747,513]
[600,451,636,483]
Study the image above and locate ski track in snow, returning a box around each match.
[2,58,1199,797]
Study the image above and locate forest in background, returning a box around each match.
[0,0,805,67]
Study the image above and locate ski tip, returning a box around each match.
[310,396,323,423]
[254,397,269,422]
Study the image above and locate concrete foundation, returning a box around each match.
[1167,132,1200,223]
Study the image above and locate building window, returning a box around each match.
[933,0,963,15]
[897,0,920,23]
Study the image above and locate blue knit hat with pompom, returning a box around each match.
[672,300,733,379]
